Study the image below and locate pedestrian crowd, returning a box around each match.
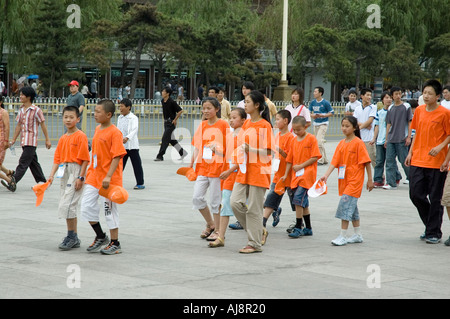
[1,79,450,254]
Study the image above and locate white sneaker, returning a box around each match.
[347,234,364,243]
[331,235,347,246]
[382,184,397,190]
[403,180,409,184]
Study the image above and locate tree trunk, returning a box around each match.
[130,35,145,99]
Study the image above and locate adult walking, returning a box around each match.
[154,87,187,161]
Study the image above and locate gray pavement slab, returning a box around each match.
[1,139,450,300]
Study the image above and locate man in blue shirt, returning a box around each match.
[309,87,334,165]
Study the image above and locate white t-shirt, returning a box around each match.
[284,104,311,132]
[345,100,362,113]
[353,104,377,142]
[441,99,450,110]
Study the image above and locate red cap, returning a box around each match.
[68,80,79,87]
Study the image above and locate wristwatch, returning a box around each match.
[77,176,85,181]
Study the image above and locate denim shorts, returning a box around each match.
[292,186,309,208]
[335,194,359,221]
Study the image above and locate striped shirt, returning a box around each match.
[15,104,45,147]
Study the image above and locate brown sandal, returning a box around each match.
[239,245,262,254]
[200,225,215,239]
[208,237,225,248]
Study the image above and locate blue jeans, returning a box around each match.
[374,144,401,184]
[386,142,409,187]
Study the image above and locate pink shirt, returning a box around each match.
[15,104,45,147]
[285,104,311,132]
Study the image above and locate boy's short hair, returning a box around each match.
[98,99,116,116]
[423,79,443,96]
[242,81,255,90]
[408,99,418,109]
[390,86,402,94]
[360,88,372,96]
[348,89,357,96]
[20,86,36,103]
[63,105,80,118]
[208,86,219,93]
[163,87,173,95]
[120,98,132,109]
[277,109,291,123]
[443,85,450,92]
[292,115,307,127]
[315,86,324,95]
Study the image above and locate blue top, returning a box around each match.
[374,108,388,145]
[309,99,334,126]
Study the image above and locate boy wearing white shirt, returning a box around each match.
[353,88,377,168]
[117,99,145,189]
[344,90,362,116]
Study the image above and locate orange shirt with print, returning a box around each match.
[222,130,239,191]
[235,119,274,189]
[331,137,371,198]
[273,131,296,185]
[286,133,321,190]
[53,130,90,166]
[86,125,127,189]
[192,119,229,178]
[410,105,450,169]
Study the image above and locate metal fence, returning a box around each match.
[1,97,348,142]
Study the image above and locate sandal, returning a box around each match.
[7,170,15,177]
[239,245,262,254]
[208,237,225,248]
[261,227,268,246]
[200,225,215,239]
[206,231,220,241]
[1,176,16,192]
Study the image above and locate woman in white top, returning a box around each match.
[117,98,145,189]
[284,87,311,132]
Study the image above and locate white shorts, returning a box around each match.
[58,163,84,219]
[192,175,222,213]
[81,184,120,229]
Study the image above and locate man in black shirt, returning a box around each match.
[154,87,187,161]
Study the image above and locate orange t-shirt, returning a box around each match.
[222,130,239,191]
[192,119,229,178]
[235,119,274,189]
[273,131,296,185]
[331,137,371,198]
[286,133,321,190]
[86,125,127,189]
[410,105,450,169]
[53,130,90,166]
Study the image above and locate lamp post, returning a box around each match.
[273,0,291,101]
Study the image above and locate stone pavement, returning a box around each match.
[1,139,450,300]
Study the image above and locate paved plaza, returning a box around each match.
[1,139,450,300]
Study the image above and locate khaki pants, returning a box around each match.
[364,142,376,168]
[230,182,266,250]
[314,124,328,164]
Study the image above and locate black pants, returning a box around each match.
[14,146,46,183]
[409,165,447,239]
[156,122,185,159]
[123,149,144,186]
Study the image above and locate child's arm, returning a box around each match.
[405,134,416,167]
[74,160,89,191]
[384,123,391,148]
[429,135,450,157]
[319,164,336,182]
[370,125,378,146]
[48,163,60,184]
[281,162,292,182]
[189,147,199,168]
[102,156,121,189]
[219,164,238,180]
[2,110,9,150]
[365,162,374,192]
[10,123,21,145]
[40,121,52,149]
[293,157,318,172]
[440,141,450,172]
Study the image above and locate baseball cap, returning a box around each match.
[32,180,51,206]
[307,179,328,198]
[99,185,129,204]
[177,167,197,181]
[68,80,79,87]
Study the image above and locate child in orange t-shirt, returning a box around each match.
[262,110,295,243]
[190,97,229,241]
[208,108,246,248]
[320,116,373,246]
[407,79,450,244]
[283,116,321,238]
[47,106,90,250]
[230,90,274,254]
[81,99,127,255]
